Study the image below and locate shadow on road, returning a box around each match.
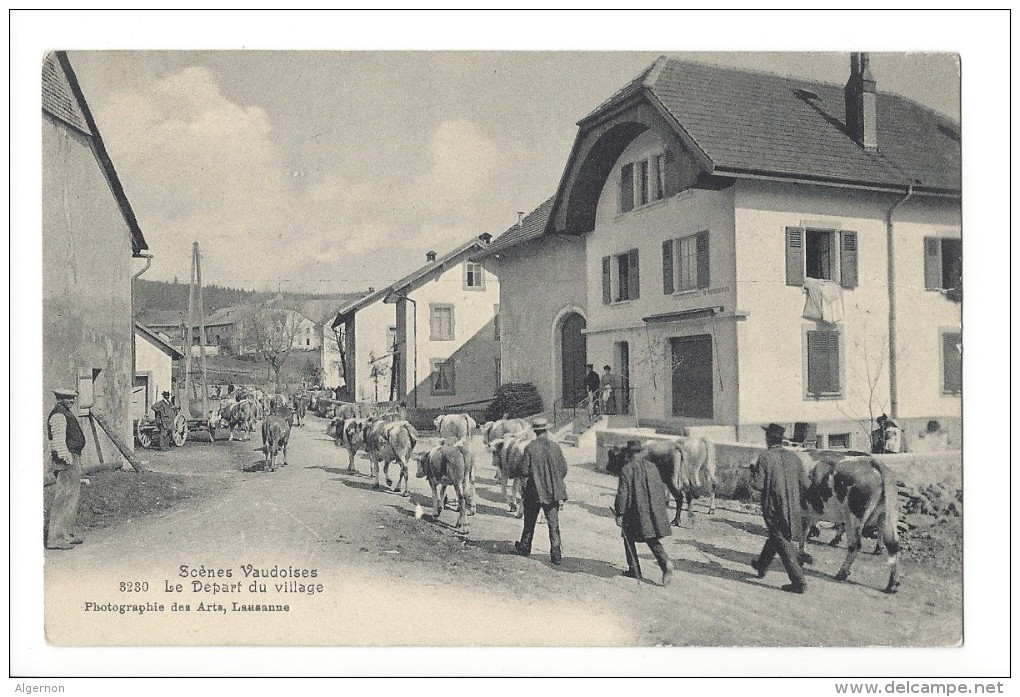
[571,500,614,520]
[676,538,832,585]
[717,518,769,537]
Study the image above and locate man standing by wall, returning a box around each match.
[46,388,86,550]
[584,364,601,417]
[515,417,568,565]
[750,423,808,593]
[152,390,174,451]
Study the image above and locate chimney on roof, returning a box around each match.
[426,251,437,263]
[479,233,492,245]
[845,52,878,150]
[517,211,525,226]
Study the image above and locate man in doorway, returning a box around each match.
[515,418,568,565]
[46,388,86,550]
[749,423,808,593]
[152,390,175,451]
[584,364,601,417]
[600,365,618,415]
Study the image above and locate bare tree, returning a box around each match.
[244,304,304,391]
[839,325,890,447]
[332,325,349,389]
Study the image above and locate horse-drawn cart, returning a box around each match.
[133,412,198,449]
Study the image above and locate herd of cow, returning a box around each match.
[206,390,902,593]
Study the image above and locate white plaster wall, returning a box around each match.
[733,180,961,430]
[482,235,587,412]
[134,335,174,412]
[407,259,500,408]
[353,299,396,403]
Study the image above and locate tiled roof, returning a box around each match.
[134,322,185,359]
[42,53,90,134]
[581,57,961,195]
[204,305,255,326]
[473,197,555,259]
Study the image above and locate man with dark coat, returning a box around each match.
[612,440,673,586]
[151,391,175,451]
[584,364,601,416]
[750,423,808,593]
[46,388,86,550]
[514,417,568,564]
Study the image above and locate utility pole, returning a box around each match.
[183,246,196,419]
[195,242,209,420]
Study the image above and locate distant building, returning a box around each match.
[331,234,500,407]
[43,51,149,466]
[533,54,961,448]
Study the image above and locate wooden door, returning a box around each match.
[560,313,587,407]
[670,335,713,419]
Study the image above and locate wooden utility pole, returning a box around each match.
[183,245,196,419]
[195,242,209,419]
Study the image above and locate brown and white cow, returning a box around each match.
[363,418,418,496]
[434,413,478,443]
[415,440,475,531]
[795,450,901,593]
[219,399,256,441]
[489,428,535,516]
[327,416,367,473]
[260,413,292,472]
[480,416,530,447]
[607,436,717,526]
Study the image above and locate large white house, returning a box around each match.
[331,234,500,408]
[501,54,961,450]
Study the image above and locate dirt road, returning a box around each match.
[44,414,961,647]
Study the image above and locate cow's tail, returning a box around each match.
[875,458,901,593]
[405,423,419,450]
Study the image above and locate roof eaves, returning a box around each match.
[389,238,486,296]
[642,85,716,174]
[134,322,185,359]
[712,165,962,197]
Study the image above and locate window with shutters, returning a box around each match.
[463,262,485,290]
[941,331,962,394]
[429,304,455,341]
[431,358,455,395]
[786,227,858,289]
[620,153,667,213]
[924,237,962,293]
[663,231,710,293]
[604,249,640,303]
[804,329,843,398]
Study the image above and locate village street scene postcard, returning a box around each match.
[11,9,1013,683]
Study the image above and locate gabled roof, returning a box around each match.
[330,235,492,328]
[472,197,555,260]
[44,52,148,255]
[134,322,185,359]
[204,305,255,327]
[291,294,371,325]
[548,56,961,236]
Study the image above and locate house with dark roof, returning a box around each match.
[43,51,150,467]
[473,197,588,413]
[532,54,961,448]
[331,234,500,407]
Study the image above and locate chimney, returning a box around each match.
[845,52,878,150]
[517,211,525,226]
[426,251,437,262]
[478,232,492,245]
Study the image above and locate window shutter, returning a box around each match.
[826,331,841,393]
[807,330,839,396]
[943,332,962,392]
[628,249,640,300]
[839,230,858,289]
[662,240,674,295]
[447,359,455,394]
[786,227,806,286]
[602,256,612,305]
[924,237,942,290]
[620,164,634,212]
[696,230,710,289]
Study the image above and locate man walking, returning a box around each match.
[152,390,175,451]
[515,417,568,565]
[750,423,808,593]
[46,388,86,550]
[612,440,673,586]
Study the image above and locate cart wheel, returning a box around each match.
[137,429,152,449]
[173,416,188,446]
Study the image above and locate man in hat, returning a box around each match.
[46,388,86,550]
[612,440,673,586]
[584,364,601,417]
[749,423,808,593]
[152,390,175,451]
[515,417,568,564]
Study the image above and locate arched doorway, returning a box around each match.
[560,312,587,407]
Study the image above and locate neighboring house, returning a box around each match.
[295,294,372,389]
[43,51,149,466]
[331,234,500,407]
[132,322,184,422]
[472,198,588,412]
[538,54,960,448]
[135,309,189,347]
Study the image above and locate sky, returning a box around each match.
[65,49,961,295]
